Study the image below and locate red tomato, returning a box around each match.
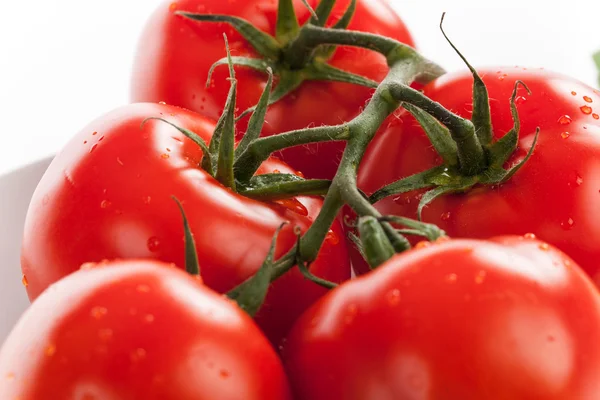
[0,260,292,399]
[284,236,600,399]
[20,103,350,347]
[130,0,415,179]
[357,67,600,283]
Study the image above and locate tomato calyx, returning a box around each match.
[176,0,422,118]
[173,197,201,277]
[368,14,540,219]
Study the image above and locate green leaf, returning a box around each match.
[176,12,281,60]
[227,223,286,316]
[238,173,331,200]
[276,0,300,43]
[206,56,272,88]
[172,197,200,276]
[369,166,445,204]
[235,68,274,159]
[141,118,212,170]
[358,216,395,269]
[440,13,492,146]
[403,103,458,167]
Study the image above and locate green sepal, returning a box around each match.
[206,56,273,88]
[347,231,367,262]
[172,197,201,276]
[313,0,357,60]
[305,61,378,88]
[300,0,318,20]
[238,173,331,200]
[417,179,476,220]
[176,12,281,60]
[294,227,338,289]
[358,216,395,269]
[227,223,286,317]
[379,215,446,241]
[276,0,300,43]
[369,165,445,204]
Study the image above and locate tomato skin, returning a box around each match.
[0,260,292,399]
[130,0,415,179]
[356,67,600,283]
[20,103,350,346]
[283,237,600,400]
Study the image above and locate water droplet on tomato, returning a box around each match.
[173,136,182,143]
[274,198,308,216]
[440,212,451,221]
[563,258,572,267]
[130,348,147,362]
[344,304,358,325]
[446,273,458,283]
[159,101,167,105]
[386,289,401,306]
[524,233,536,239]
[169,2,178,12]
[144,196,152,205]
[583,96,593,103]
[515,96,527,105]
[100,200,111,209]
[560,217,575,230]
[137,284,151,293]
[547,335,556,342]
[593,113,599,120]
[21,274,28,287]
[6,372,15,380]
[45,344,57,357]
[539,243,550,251]
[220,370,231,379]
[83,140,88,144]
[436,236,451,243]
[474,270,487,284]
[560,132,570,139]
[98,329,113,342]
[144,314,155,323]
[116,157,124,166]
[273,169,281,174]
[415,241,431,249]
[571,91,577,96]
[90,144,98,153]
[580,105,593,115]
[91,306,108,319]
[576,175,583,186]
[92,131,98,136]
[161,153,170,159]
[557,115,572,125]
[147,237,161,252]
[325,229,339,245]
[98,136,105,142]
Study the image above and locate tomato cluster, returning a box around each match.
[2,0,600,399]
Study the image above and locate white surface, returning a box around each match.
[0,1,600,341]
[0,1,599,175]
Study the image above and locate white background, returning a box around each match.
[0,1,599,175]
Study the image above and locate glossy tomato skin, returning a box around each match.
[284,237,600,400]
[130,0,415,179]
[21,103,350,347]
[0,260,292,399]
[357,67,600,283]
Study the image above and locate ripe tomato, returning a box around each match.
[0,260,292,399]
[130,0,415,179]
[283,236,600,399]
[357,67,600,283]
[21,103,350,347]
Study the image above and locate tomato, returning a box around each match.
[283,236,600,399]
[356,67,600,283]
[130,0,415,179]
[20,103,350,347]
[0,260,292,399]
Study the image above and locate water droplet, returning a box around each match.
[498,73,508,81]
[161,153,170,159]
[91,306,108,319]
[475,270,486,284]
[557,115,572,125]
[147,237,161,252]
[344,304,358,325]
[45,344,57,357]
[98,329,113,341]
[593,113,599,120]
[173,136,182,143]
[436,236,451,243]
[83,140,88,144]
[576,175,583,186]
[386,289,401,306]
[571,91,577,96]
[117,157,124,166]
[130,348,147,362]
[98,136,105,142]
[446,273,458,283]
[583,96,593,103]
[169,2,178,12]
[547,335,556,342]
[581,105,592,115]
[563,258,572,267]
[274,198,308,216]
[166,148,171,153]
[539,243,550,251]
[159,101,166,105]
[515,96,527,105]
[137,284,151,293]
[440,212,451,221]
[524,233,536,240]
[219,370,231,378]
[273,169,281,174]
[21,274,28,287]
[144,314,155,323]
[415,241,431,249]
[100,200,111,209]
[325,229,339,245]
[6,372,15,380]
[92,131,98,136]
[144,196,152,205]
[296,170,305,178]
[560,217,575,230]
[561,132,570,139]
[90,144,98,153]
